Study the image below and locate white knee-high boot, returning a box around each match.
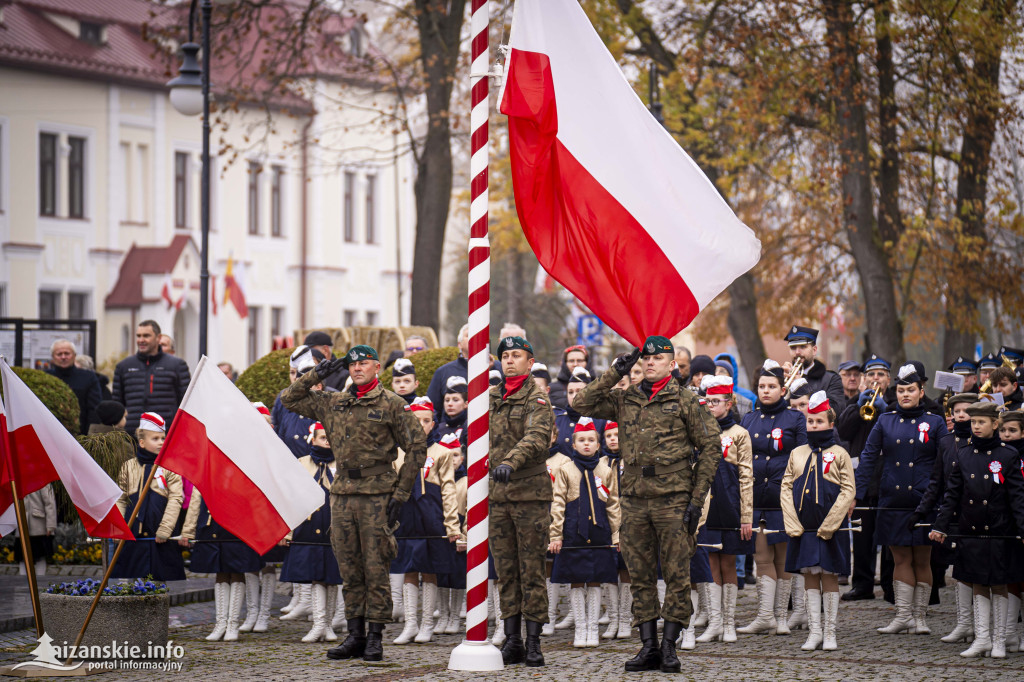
[598,584,610,625]
[912,583,931,634]
[603,584,620,638]
[800,589,822,651]
[331,585,346,632]
[737,576,777,634]
[571,588,587,648]
[446,589,464,634]
[253,571,276,632]
[616,584,633,639]
[206,582,229,641]
[722,583,738,643]
[692,582,709,628]
[302,583,329,642]
[555,582,574,629]
[434,587,451,634]
[960,594,992,658]
[394,583,419,644]
[391,573,405,622]
[679,584,698,650]
[224,581,245,641]
[877,580,915,634]
[696,583,723,642]
[490,581,505,645]
[991,593,1008,659]
[1006,592,1021,653]
[415,582,437,643]
[586,586,602,647]
[239,573,261,632]
[280,582,298,614]
[774,577,792,635]
[788,574,807,630]
[942,581,975,643]
[822,591,839,650]
[543,580,558,635]
[280,583,311,620]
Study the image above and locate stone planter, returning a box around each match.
[39,592,170,660]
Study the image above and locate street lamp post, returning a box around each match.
[168,0,213,361]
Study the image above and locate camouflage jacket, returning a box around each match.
[573,367,722,502]
[489,376,555,503]
[281,372,426,502]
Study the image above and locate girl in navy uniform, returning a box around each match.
[390,416,460,645]
[914,392,976,644]
[549,418,620,648]
[694,376,753,645]
[112,412,185,582]
[600,419,633,640]
[855,364,948,635]
[545,423,574,635]
[436,440,469,635]
[279,422,344,643]
[931,402,1024,658]
[436,376,468,441]
[997,410,1024,653]
[738,360,807,635]
[781,392,854,652]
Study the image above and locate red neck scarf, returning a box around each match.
[503,374,528,400]
[356,377,379,399]
[649,375,672,401]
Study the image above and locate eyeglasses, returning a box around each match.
[406,345,426,352]
[705,398,729,407]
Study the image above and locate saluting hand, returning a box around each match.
[612,347,641,375]
[315,357,345,380]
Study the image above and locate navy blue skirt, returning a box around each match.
[690,545,712,584]
[438,551,468,589]
[698,527,747,556]
[551,546,618,584]
[389,481,458,575]
[280,524,342,584]
[190,529,264,574]
[112,539,185,581]
[784,523,852,575]
[875,508,934,547]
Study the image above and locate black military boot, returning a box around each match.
[327,618,365,660]
[660,620,683,673]
[363,622,385,662]
[524,620,545,667]
[624,620,661,672]
[500,614,526,665]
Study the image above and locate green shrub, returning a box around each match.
[235,348,294,407]
[0,367,80,436]
[379,347,460,396]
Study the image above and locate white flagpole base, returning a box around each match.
[447,639,504,671]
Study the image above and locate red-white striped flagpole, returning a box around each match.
[449,0,502,671]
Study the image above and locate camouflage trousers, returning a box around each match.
[620,492,696,626]
[330,493,397,624]
[490,500,550,623]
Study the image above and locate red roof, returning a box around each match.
[105,234,194,309]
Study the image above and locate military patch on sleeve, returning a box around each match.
[367,409,384,422]
[662,403,681,414]
[537,399,547,405]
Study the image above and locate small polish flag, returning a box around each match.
[0,361,133,540]
[156,357,323,553]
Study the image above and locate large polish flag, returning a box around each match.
[0,361,134,540]
[499,0,762,345]
[157,357,322,554]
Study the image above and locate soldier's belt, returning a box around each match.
[506,463,549,481]
[338,463,392,479]
[623,460,690,478]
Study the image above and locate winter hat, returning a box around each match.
[407,396,434,413]
[138,412,165,433]
[96,400,126,426]
[392,358,416,377]
[689,354,716,377]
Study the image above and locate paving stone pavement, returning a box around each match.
[1,583,1022,680]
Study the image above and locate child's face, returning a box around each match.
[414,411,435,436]
[392,375,418,395]
[453,452,464,469]
[573,431,599,457]
[533,376,549,393]
[444,393,467,416]
[951,403,971,422]
[999,421,1023,441]
[995,379,1018,399]
[757,377,782,404]
[613,375,630,391]
[312,429,330,449]
[567,382,584,407]
[790,395,809,416]
[138,431,165,454]
[629,364,643,385]
[604,427,619,452]
[705,394,732,420]
[971,416,996,439]
[806,412,832,432]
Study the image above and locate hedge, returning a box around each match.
[1,367,80,436]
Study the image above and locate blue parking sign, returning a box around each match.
[577,315,604,346]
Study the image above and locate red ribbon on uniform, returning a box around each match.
[721,435,733,459]
[546,464,555,482]
[423,455,435,480]
[989,460,1004,485]
[771,427,783,452]
[918,422,930,444]
[822,451,836,475]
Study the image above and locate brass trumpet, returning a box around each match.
[979,354,1015,394]
[860,382,882,421]
[782,357,805,393]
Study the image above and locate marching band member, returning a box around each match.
[948,357,979,394]
[549,418,620,648]
[695,376,753,644]
[855,363,948,635]
[931,402,1024,658]
[781,392,854,652]
[783,326,844,410]
[738,360,807,635]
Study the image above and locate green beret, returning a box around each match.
[1000,410,1024,426]
[344,344,379,366]
[947,393,979,409]
[499,336,533,355]
[965,401,1000,419]
[641,335,674,357]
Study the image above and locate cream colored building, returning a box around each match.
[0,0,415,372]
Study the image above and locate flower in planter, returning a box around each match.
[46,575,168,597]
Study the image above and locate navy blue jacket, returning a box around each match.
[47,365,102,435]
[272,392,317,459]
[854,408,948,505]
[112,350,191,432]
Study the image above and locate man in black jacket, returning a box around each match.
[783,325,844,408]
[46,339,102,435]
[112,320,191,432]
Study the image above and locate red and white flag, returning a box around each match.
[157,357,322,554]
[0,361,134,540]
[499,0,761,345]
[222,257,248,319]
[161,273,183,311]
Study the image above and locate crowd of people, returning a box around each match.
[18,318,1024,672]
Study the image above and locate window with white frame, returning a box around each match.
[136,144,149,224]
[343,309,358,327]
[271,165,284,237]
[174,152,189,228]
[39,133,57,216]
[247,306,262,365]
[365,174,377,244]
[247,161,262,235]
[38,290,61,319]
[68,292,89,320]
[68,136,86,218]
[365,311,379,327]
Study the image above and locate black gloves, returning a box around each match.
[491,463,514,483]
[386,497,403,528]
[613,347,642,375]
[682,502,702,536]
[315,357,345,380]
[907,511,924,532]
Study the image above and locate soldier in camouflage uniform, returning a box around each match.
[489,336,555,667]
[574,335,721,674]
[281,344,426,663]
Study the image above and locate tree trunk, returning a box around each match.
[823,0,904,363]
[942,0,1008,358]
[726,273,766,389]
[873,0,901,248]
[409,0,467,329]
